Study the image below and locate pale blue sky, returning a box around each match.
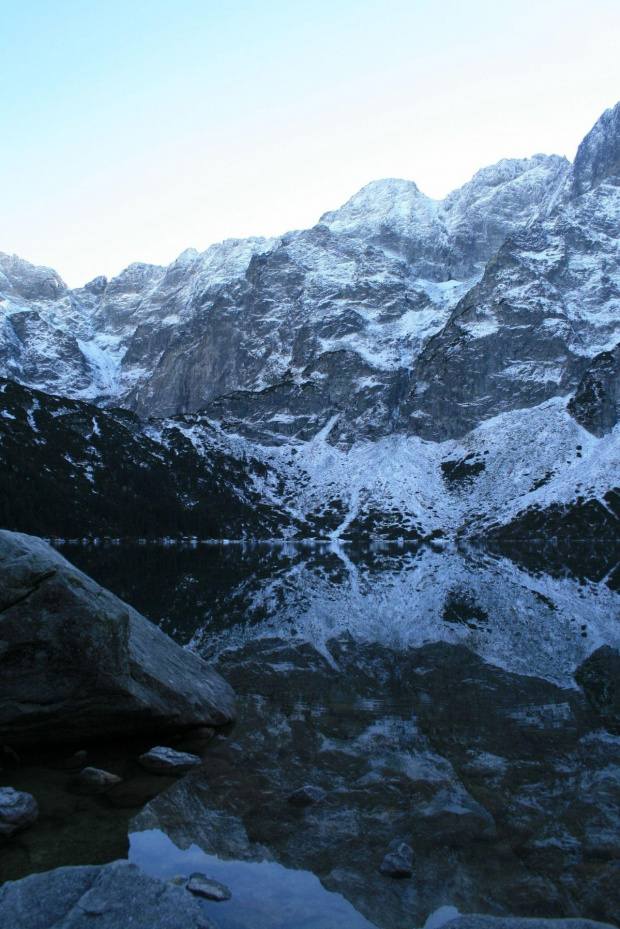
[1,0,619,286]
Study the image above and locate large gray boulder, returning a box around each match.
[0,531,236,746]
[0,859,218,929]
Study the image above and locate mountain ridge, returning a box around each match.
[1,102,620,543]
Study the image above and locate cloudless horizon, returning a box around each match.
[1,0,619,288]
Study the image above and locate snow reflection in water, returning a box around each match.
[56,540,620,928]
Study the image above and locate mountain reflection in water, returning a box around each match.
[57,540,620,928]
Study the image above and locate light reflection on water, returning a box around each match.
[129,829,379,929]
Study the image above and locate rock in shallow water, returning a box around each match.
[0,530,236,747]
[0,786,38,838]
[187,872,232,901]
[0,859,220,928]
[71,767,123,796]
[139,746,202,775]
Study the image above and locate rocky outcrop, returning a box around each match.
[0,530,236,746]
[568,344,620,436]
[320,155,568,279]
[0,859,218,929]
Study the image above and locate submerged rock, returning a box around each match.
[139,746,202,775]
[187,872,232,901]
[71,767,122,796]
[0,787,38,838]
[0,859,220,928]
[286,785,327,806]
[378,840,415,878]
[0,531,236,746]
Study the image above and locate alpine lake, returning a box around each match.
[1,539,619,929]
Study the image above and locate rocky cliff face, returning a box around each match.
[0,151,571,430]
[1,103,620,540]
[398,105,620,441]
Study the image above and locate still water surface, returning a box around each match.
[3,540,620,928]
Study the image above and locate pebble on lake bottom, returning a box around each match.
[187,872,232,902]
[379,841,415,878]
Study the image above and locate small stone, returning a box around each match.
[286,785,327,807]
[187,872,232,901]
[379,841,415,878]
[0,786,38,838]
[167,874,188,886]
[72,766,123,795]
[138,746,202,775]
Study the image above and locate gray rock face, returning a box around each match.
[0,530,236,746]
[0,786,38,837]
[570,101,620,199]
[321,155,568,279]
[398,103,620,441]
[0,859,218,929]
[568,343,620,436]
[0,137,575,438]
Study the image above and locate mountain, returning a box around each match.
[1,103,619,542]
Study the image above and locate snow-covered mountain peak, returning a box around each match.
[320,177,431,233]
[0,252,68,301]
[317,155,568,282]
